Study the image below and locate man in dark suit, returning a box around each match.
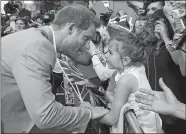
[1,4,108,133]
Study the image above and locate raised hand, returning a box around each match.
[155,20,169,41]
[135,78,180,116]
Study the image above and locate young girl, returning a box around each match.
[99,26,162,133]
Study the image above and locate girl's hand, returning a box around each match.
[88,41,97,56]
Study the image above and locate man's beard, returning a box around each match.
[62,40,81,61]
[62,40,92,65]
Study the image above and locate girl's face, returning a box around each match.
[106,40,124,70]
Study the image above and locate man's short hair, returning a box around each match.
[52,4,100,30]
[89,8,96,15]
[15,1,22,6]
[73,0,89,8]
[144,0,165,9]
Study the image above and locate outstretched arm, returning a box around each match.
[135,78,186,120]
[99,74,138,125]
[105,75,117,104]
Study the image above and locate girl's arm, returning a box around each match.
[99,74,138,126]
[105,74,117,104]
[105,90,115,104]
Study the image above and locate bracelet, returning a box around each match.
[85,107,92,119]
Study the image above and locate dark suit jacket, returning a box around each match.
[1,26,91,133]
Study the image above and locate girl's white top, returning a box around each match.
[111,65,162,133]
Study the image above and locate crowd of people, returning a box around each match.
[1,0,186,134]
[1,1,55,37]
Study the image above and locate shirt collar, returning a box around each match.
[38,26,54,45]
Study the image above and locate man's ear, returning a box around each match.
[66,23,76,35]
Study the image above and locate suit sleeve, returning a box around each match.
[11,41,91,133]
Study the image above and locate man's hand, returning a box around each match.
[79,101,91,109]
[135,78,180,116]
[155,20,176,52]
[155,20,169,41]
[89,106,109,120]
[79,101,109,119]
